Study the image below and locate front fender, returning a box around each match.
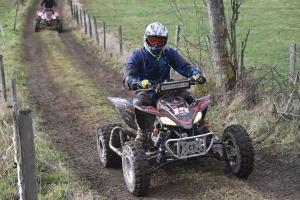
[107,97,137,130]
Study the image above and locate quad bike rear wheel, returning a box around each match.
[122,141,150,197]
[34,19,40,32]
[222,124,254,178]
[57,19,63,33]
[96,124,121,168]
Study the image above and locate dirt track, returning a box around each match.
[23,1,300,199]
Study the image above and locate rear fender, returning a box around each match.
[107,97,137,130]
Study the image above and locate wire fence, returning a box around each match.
[0,0,299,198]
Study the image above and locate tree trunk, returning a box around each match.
[207,0,236,89]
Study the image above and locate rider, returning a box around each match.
[40,0,57,10]
[123,22,207,144]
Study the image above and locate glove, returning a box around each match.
[141,79,149,89]
[130,79,149,90]
[191,74,206,84]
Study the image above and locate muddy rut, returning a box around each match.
[22,0,300,199]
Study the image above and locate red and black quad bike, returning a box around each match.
[34,8,63,33]
[96,78,255,197]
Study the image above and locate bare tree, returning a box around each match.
[207,0,236,89]
[169,0,247,89]
[169,0,209,70]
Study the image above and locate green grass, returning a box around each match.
[0,1,106,199]
[0,0,299,199]
[235,0,300,69]
[80,0,299,71]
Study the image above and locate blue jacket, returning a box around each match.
[123,46,202,90]
[40,0,57,8]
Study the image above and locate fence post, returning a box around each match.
[0,55,7,102]
[102,21,106,51]
[13,8,17,30]
[174,26,180,51]
[19,109,38,200]
[88,14,92,38]
[11,79,18,124]
[84,10,87,35]
[79,9,82,27]
[73,5,76,19]
[70,0,73,17]
[16,0,18,11]
[94,17,99,45]
[289,42,297,82]
[76,5,79,25]
[0,21,6,46]
[119,25,123,56]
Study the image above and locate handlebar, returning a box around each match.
[135,78,196,93]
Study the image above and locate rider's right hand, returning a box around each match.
[130,82,139,90]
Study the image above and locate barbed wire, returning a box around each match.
[3,120,23,200]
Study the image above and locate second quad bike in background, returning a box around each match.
[34,8,63,33]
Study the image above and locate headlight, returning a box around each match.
[41,16,45,19]
[160,117,177,126]
[52,16,56,19]
[194,112,202,124]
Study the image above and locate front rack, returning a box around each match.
[165,132,215,159]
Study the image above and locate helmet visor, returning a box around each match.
[147,36,166,47]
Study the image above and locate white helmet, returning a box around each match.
[144,22,168,57]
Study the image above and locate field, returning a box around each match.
[80,0,300,71]
[0,0,300,199]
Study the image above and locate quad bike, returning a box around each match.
[34,8,63,33]
[96,78,255,197]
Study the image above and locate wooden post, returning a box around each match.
[0,55,7,102]
[76,5,79,25]
[119,25,123,56]
[11,79,18,124]
[289,42,297,82]
[79,9,82,27]
[19,109,38,200]
[174,26,180,51]
[13,8,17,30]
[0,21,6,45]
[102,21,106,51]
[88,14,92,38]
[73,5,76,20]
[70,0,73,17]
[94,17,99,45]
[84,10,87,35]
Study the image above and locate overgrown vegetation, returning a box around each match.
[0,1,105,199]
[0,0,299,199]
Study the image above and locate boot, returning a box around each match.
[135,128,147,143]
[135,128,152,150]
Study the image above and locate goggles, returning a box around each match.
[147,36,166,46]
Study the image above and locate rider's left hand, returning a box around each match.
[191,74,207,84]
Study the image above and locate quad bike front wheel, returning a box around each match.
[57,19,63,33]
[34,19,40,32]
[122,141,150,197]
[96,124,121,168]
[222,124,255,178]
